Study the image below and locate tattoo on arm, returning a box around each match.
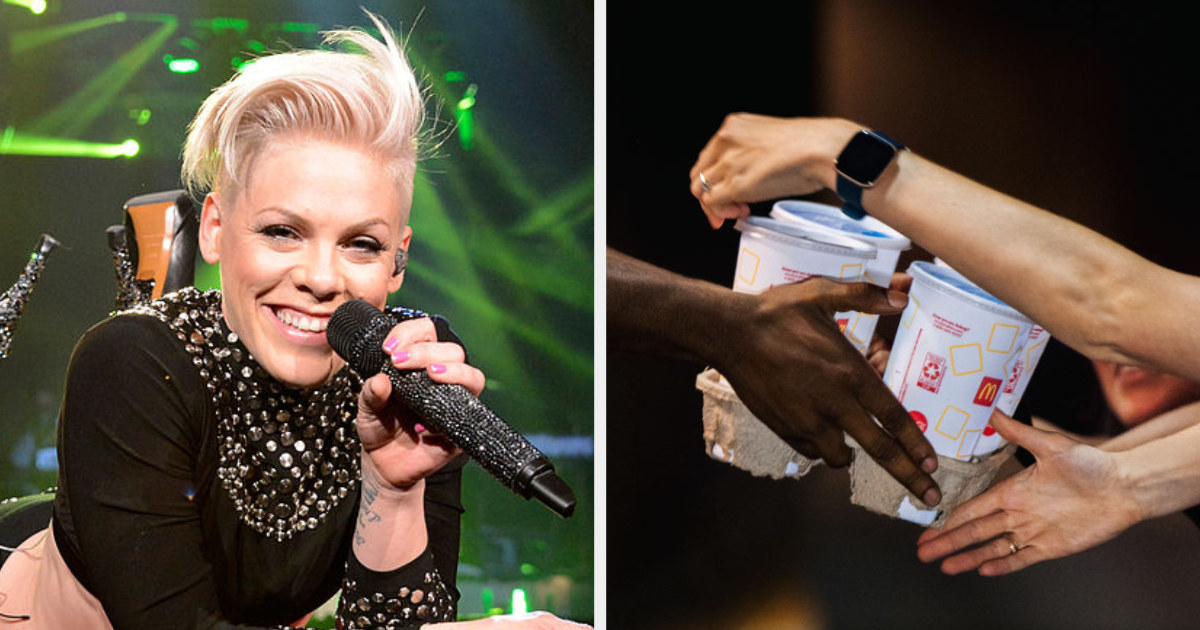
[355,474,384,547]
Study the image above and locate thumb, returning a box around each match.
[989,408,1061,458]
[820,281,909,316]
[358,373,393,417]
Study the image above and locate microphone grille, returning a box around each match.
[328,299,393,376]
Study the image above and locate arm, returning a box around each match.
[915,406,1200,576]
[56,317,298,629]
[607,247,942,506]
[689,114,1200,381]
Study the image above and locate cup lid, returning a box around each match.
[770,200,912,251]
[907,260,1031,322]
[735,216,877,260]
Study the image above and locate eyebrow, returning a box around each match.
[257,205,393,234]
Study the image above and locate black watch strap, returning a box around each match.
[836,130,904,220]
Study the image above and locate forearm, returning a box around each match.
[1101,400,1200,452]
[606,247,748,365]
[800,119,1200,377]
[354,456,428,572]
[1113,415,1200,520]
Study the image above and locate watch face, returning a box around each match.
[836,131,899,187]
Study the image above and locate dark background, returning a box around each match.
[1,0,593,622]
[607,2,1200,628]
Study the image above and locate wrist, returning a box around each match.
[814,118,866,190]
[1110,449,1158,523]
[362,452,426,500]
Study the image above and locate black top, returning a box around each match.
[50,288,464,629]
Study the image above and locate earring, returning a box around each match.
[393,247,408,276]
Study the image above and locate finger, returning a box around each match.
[812,423,852,467]
[889,271,913,293]
[427,362,486,397]
[916,510,1009,563]
[390,340,466,370]
[810,280,909,317]
[380,317,437,358]
[989,409,1060,458]
[937,533,1020,576]
[978,543,1046,576]
[359,373,393,414]
[841,403,940,506]
[857,378,941,489]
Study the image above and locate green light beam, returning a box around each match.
[9,12,129,55]
[27,17,178,138]
[0,128,139,158]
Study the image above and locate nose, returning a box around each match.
[293,244,344,300]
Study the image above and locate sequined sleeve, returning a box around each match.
[335,309,467,629]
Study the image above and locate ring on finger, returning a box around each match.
[699,172,712,192]
[1004,534,1020,555]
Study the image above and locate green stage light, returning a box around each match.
[166,56,200,73]
[0,128,140,158]
[510,589,528,616]
[455,84,478,150]
[3,0,46,15]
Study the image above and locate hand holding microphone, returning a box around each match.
[329,299,576,518]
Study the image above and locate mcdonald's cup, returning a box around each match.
[883,261,1035,461]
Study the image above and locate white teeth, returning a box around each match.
[275,309,328,332]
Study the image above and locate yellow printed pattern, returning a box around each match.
[987,323,1020,354]
[949,343,983,376]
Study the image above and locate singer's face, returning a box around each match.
[199,136,411,388]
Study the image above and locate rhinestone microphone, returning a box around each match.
[327,299,575,518]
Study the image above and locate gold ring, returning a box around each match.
[1006,535,1019,555]
[699,172,712,192]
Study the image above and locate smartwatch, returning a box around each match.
[835,129,905,219]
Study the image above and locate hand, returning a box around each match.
[688,114,859,228]
[354,317,484,491]
[916,410,1144,576]
[720,276,941,506]
[424,611,592,629]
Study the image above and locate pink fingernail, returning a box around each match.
[382,338,399,353]
[430,364,446,374]
[391,350,410,363]
[414,423,426,433]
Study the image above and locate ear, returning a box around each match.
[387,225,413,293]
[198,193,223,264]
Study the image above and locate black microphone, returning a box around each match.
[328,299,576,518]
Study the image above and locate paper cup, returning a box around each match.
[973,324,1052,455]
[771,200,912,354]
[733,216,877,351]
[883,261,1034,462]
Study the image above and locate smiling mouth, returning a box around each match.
[273,307,329,333]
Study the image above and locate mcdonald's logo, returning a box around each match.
[973,376,1002,406]
[837,318,849,333]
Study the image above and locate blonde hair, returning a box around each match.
[181,11,424,208]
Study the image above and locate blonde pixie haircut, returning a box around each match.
[181,11,423,213]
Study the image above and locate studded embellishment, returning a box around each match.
[339,566,455,628]
[118,288,363,541]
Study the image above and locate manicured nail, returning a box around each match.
[414,423,426,433]
[888,290,908,308]
[391,350,410,364]
[429,364,446,374]
[382,337,399,353]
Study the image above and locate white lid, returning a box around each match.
[770,199,911,251]
[735,216,877,260]
[907,260,1031,322]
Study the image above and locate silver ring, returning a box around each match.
[699,172,712,192]
[1005,535,1019,555]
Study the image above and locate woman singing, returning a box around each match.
[0,12,583,630]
